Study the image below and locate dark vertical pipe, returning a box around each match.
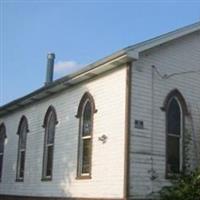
[45,53,55,85]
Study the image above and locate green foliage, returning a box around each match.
[183,128,192,171]
[160,168,200,200]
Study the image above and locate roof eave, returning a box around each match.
[0,52,134,117]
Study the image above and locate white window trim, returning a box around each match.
[167,96,183,174]
[78,99,92,177]
[16,120,27,181]
[42,110,56,180]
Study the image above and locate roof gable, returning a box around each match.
[126,21,200,59]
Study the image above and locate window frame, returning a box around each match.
[76,92,97,179]
[0,123,6,182]
[41,106,58,181]
[166,97,183,176]
[16,116,29,182]
[162,89,189,178]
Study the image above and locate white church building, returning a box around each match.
[0,22,200,200]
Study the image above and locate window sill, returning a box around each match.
[166,173,181,180]
[76,175,91,180]
[16,178,24,182]
[41,177,52,181]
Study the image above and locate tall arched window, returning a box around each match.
[0,123,6,182]
[76,92,96,178]
[162,89,188,176]
[167,97,182,174]
[42,106,58,180]
[16,116,29,181]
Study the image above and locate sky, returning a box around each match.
[0,0,200,106]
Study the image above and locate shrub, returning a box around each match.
[160,168,200,200]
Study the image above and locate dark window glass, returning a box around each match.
[46,145,53,177]
[167,98,181,135]
[167,136,180,173]
[20,125,27,149]
[0,140,4,153]
[0,127,5,154]
[19,151,25,178]
[82,139,91,174]
[0,124,6,181]
[47,114,55,144]
[0,155,3,180]
[82,102,92,137]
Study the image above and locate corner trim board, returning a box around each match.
[123,62,132,200]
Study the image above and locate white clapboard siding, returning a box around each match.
[0,66,127,198]
[129,31,200,199]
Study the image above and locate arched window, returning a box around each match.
[16,116,29,181]
[76,92,96,178]
[0,123,6,181]
[163,89,188,176]
[167,97,182,174]
[42,106,58,180]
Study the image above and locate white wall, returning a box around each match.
[0,66,127,199]
[129,31,200,199]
